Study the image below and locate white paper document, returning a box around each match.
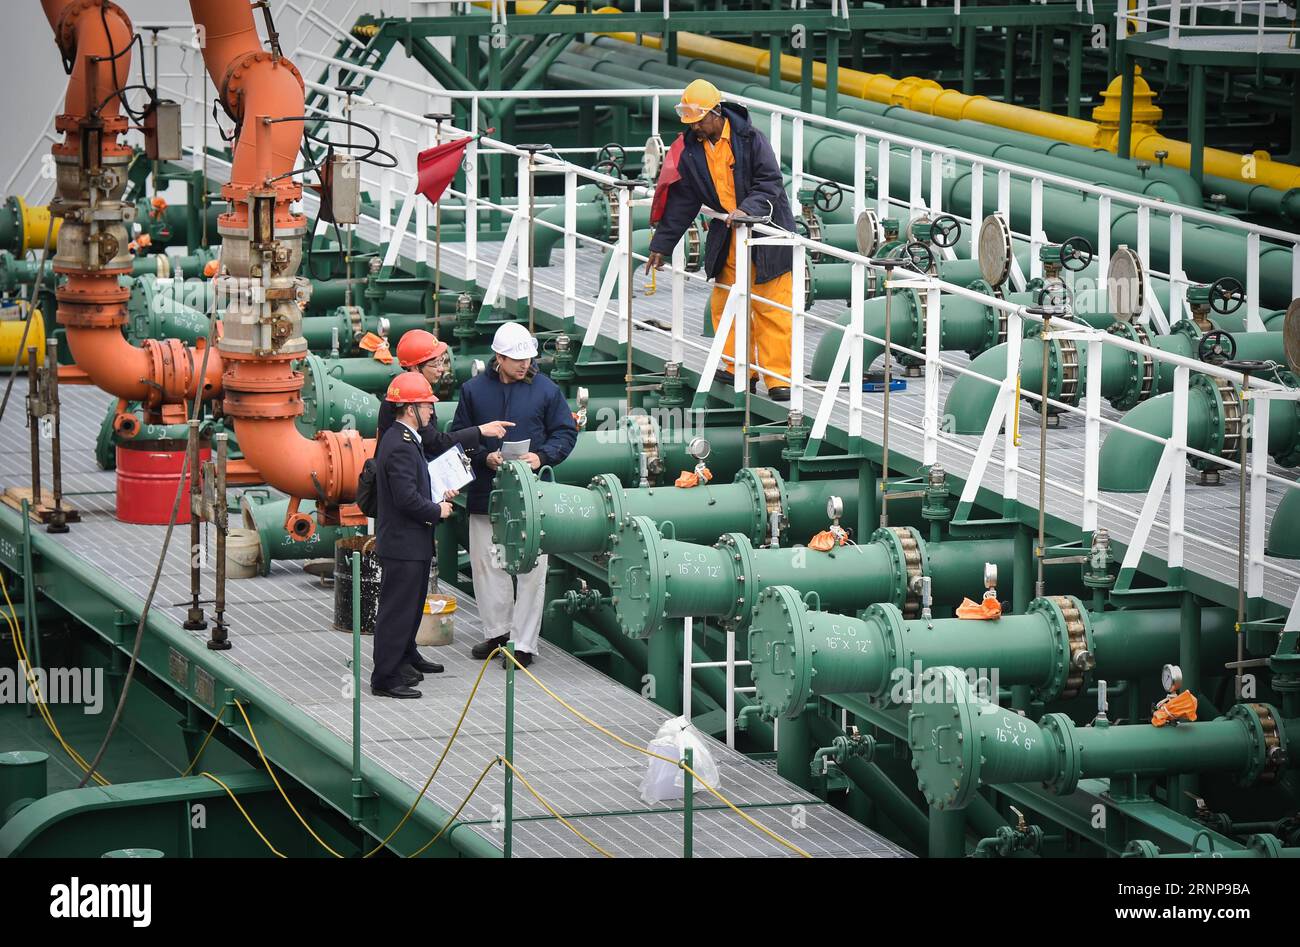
[428,445,474,499]
[501,439,531,460]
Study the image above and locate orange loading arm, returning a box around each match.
[42,0,223,435]
[189,0,372,539]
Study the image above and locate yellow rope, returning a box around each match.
[199,772,286,858]
[406,756,500,858]
[233,699,344,858]
[0,570,110,786]
[1012,373,1023,447]
[497,756,614,857]
[179,705,227,778]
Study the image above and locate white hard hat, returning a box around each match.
[491,321,538,360]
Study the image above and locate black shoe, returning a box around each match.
[715,369,758,393]
[372,685,422,699]
[471,634,509,659]
[409,655,444,674]
[502,651,534,669]
[401,666,424,686]
[767,386,791,402]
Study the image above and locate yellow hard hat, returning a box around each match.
[676,79,722,124]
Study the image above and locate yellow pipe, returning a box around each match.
[581,27,1300,193]
[0,303,46,367]
[13,196,61,255]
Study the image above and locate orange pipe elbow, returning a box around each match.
[233,415,373,508]
[63,325,223,415]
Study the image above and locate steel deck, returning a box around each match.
[0,379,907,858]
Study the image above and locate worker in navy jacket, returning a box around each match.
[370,373,454,699]
[449,322,577,668]
[646,81,798,400]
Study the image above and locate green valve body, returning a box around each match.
[239,495,364,576]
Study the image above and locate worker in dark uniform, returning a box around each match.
[377,328,513,450]
[370,372,455,699]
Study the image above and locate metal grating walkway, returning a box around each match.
[0,379,907,858]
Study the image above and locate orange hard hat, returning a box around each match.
[384,372,437,404]
[395,328,449,368]
[677,79,722,123]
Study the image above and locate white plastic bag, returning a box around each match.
[639,715,721,805]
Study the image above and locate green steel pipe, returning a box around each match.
[1099,379,1300,492]
[94,400,239,470]
[915,666,1294,810]
[238,495,363,576]
[749,585,1235,719]
[608,516,1013,639]
[944,323,1287,435]
[1267,487,1300,558]
[533,188,652,268]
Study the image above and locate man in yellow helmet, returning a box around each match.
[646,78,797,401]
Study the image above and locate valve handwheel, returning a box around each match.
[1035,279,1072,309]
[1209,277,1244,315]
[1059,236,1094,272]
[930,214,962,248]
[591,158,622,182]
[902,240,934,273]
[597,142,626,170]
[1198,329,1237,365]
[813,181,843,214]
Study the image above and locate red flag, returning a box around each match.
[417,136,473,205]
[650,133,687,225]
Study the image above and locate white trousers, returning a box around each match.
[468,514,547,655]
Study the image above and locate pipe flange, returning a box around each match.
[860,602,904,697]
[963,279,1003,355]
[683,218,704,273]
[906,665,982,810]
[1188,373,1242,473]
[589,472,628,551]
[607,514,667,640]
[489,460,542,575]
[1027,595,1091,702]
[872,526,927,618]
[800,211,823,263]
[219,50,305,123]
[736,466,787,546]
[1105,321,1155,411]
[315,428,367,504]
[715,532,758,627]
[1026,325,1082,414]
[1038,712,1081,796]
[893,290,927,370]
[1227,701,1288,786]
[56,0,133,75]
[750,585,815,719]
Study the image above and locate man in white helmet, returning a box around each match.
[450,322,577,668]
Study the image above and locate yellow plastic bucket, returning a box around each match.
[416,591,457,647]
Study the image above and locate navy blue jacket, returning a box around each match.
[374,420,444,561]
[648,103,797,286]
[449,358,577,514]
[377,397,480,458]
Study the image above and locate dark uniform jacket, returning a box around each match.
[374,420,445,561]
[449,358,577,515]
[376,397,481,459]
[647,103,797,286]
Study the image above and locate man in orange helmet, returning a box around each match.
[371,372,457,699]
[646,78,797,401]
[379,328,513,449]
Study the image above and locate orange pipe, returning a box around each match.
[45,1,221,430]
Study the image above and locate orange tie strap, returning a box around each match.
[956,596,1003,620]
[203,259,219,278]
[1151,689,1198,727]
[359,333,394,363]
[150,196,168,219]
[674,466,713,488]
[807,529,847,552]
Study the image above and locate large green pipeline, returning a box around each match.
[532,185,652,268]
[906,665,1293,810]
[1099,375,1300,492]
[749,585,1237,717]
[94,399,240,471]
[1267,487,1300,559]
[546,53,1298,308]
[945,323,1289,435]
[608,516,1010,639]
[490,460,924,575]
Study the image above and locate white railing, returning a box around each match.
[138,36,1300,622]
[1122,1,1299,49]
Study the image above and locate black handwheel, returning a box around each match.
[930,214,962,248]
[813,181,843,214]
[1198,329,1237,365]
[1209,277,1244,315]
[902,241,934,273]
[597,143,626,170]
[1035,279,1072,309]
[1059,236,1094,272]
[591,158,622,182]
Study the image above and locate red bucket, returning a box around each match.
[115,441,211,525]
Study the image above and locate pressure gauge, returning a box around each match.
[1162,664,1183,694]
[983,562,998,590]
[687,436,711,461]
[826,496,844,521]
